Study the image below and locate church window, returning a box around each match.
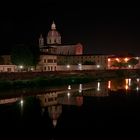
[48,66,50,71]
[44,67,47,71]
[48,59,53,63]
[44,59,46,63]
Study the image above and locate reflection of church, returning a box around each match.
[39,21,83,55]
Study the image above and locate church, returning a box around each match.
[38,21,83,55]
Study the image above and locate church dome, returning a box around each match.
[47,21,61,44]
[47,21,61,38]
[47,30,60,37]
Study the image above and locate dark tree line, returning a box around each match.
[11,44,40,70]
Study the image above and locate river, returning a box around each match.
[0,78,140,140]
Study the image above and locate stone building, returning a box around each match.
[39,21,83,55]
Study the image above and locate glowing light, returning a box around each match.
[97,65,100,68]
[97,82,101,91]
[68,85,71,90]
[125,85,128,90]
[78,63,82,70]
[128,65,131,68]
[66,65,70,68]
[20,99,24,107]
[136,57,139,60]
[116,58,120,62]
[125,79,129,85]
[79,84,82,93]
[108,58,111,62]
[67,92,70,97]
[136,87,139,91]
[19,65,23,69]
[124,58,128,62]
[128,78,131,86]
[137,78,140,82]
[108,81,111,89]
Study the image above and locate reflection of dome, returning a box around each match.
[53,120,57,127]
[48,105,62,128]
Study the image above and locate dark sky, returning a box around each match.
[1,2,140,55]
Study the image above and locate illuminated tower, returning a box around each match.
[39,34,44,48]
[47,21,61,44]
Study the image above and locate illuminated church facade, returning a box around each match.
[38,21,83,55]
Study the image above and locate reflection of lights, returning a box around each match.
[108,81,111,89]
[79,84,82,93]
[97,82,101,91]
[137,78,140,82]
[116,58,119,62]
[68,85,71,90]
[125,85,128,90]
[67,92,70,97]
[66,65,70,68]
[136,87,139,91]
[20,99,24,107]
[125,79,129,85]
[128,78,131,86]
[78,63,82,70]
[125,79,129,90]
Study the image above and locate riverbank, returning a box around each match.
[0,69,140,89]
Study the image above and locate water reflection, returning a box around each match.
[0,78,140,138]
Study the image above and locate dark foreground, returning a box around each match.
[0,94,140,140]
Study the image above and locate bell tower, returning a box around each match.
[39,34,44,48]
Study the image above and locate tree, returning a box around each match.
[112,60,127,69]
[11,44,40,70]
[128,58,139,68]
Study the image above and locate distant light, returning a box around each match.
[108,81,111,89]
[128,65,131,68]
[136,87,139,91]
[108,58,111,62]
[97,65,100,68]
[79,84,82,93]
[31,68,34,71]
[20,99,24,107]
[136,57,139,60]
[66,65,70,68]
[125,85,128,90]
[68,85,71,90]
[78,63,82,70]
[128,78,131,86]
[67,92,70,97]
[116,58,119,62]
[19,65,23,69]
[137,78,140,82]
[125,79,129,85]
[97,82,101,91]
[124,58,128,62]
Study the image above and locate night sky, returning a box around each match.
[1,2,140,55]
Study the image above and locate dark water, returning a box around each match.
[0,79,140,140]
